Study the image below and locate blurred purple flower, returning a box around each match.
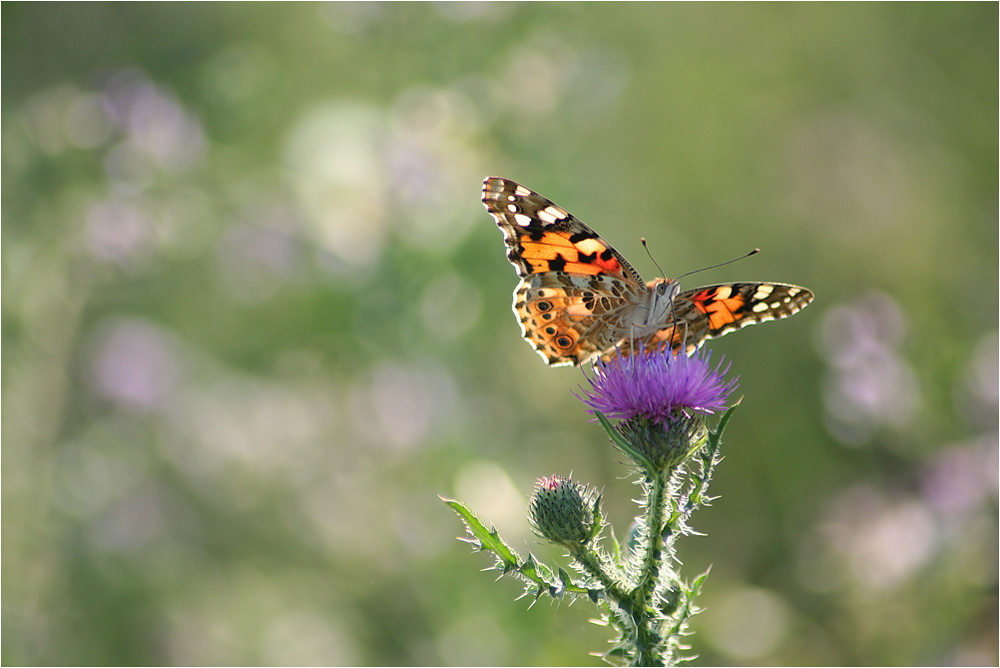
[579,346,738,425]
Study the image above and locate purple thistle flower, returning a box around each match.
[579,345,739,426]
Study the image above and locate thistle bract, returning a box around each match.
[617,413,709,470]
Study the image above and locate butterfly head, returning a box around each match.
[637,278,682,333]
[650,278,679,298]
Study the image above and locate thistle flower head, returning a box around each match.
[579,345,739,426]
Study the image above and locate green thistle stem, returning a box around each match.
[633,470,668,615]
[568,544,630,602]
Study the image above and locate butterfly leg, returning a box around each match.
[666,298,695,356]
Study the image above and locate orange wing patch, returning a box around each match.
[518,232,622,276]
[689,286,746,331]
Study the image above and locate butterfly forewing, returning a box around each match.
[482,177,645,285]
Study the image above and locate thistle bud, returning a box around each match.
[528,475,601,547]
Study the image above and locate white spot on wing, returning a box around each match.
[514,213,532,227]
[538,206,567,224]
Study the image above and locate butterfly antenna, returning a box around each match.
[673,248,759,355]
[641,238,667,278]
[642,239,759,281]
[643,241,759,357]
[675,248,760,281]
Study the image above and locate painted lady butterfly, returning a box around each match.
[482,176,814,367]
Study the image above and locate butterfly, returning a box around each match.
[482,176,814,367]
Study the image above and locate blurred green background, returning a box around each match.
[3,3,996,665]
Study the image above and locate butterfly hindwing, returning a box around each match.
[617,282,815,359]
[514,272,637,366]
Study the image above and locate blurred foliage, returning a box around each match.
[2,3,997,666]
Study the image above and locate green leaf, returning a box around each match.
[441,497,521,567]
[607,525,623,563]
[441,496,593,596]
[594,411,655,470]
[709,401,740,445]
[519,553,544,582]
[689,565,712,594]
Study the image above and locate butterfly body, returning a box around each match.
[483,176,814,367]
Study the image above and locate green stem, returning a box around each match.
[633,471,667,612]
[583,466,676,666]
[568,544,630,602]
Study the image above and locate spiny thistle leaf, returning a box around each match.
[708,401,740,444]
[607,525,623,564]
[441,496,594,597]
[441,497,520,566]
[519,553,553,587]
[594,410,655,470]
